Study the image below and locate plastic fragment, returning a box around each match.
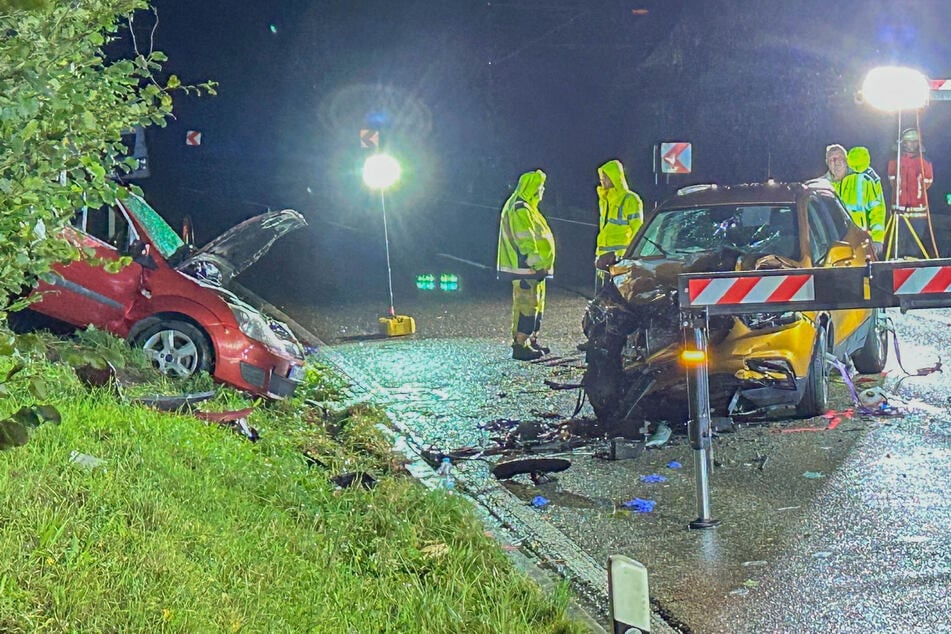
[667,461,682,469]
[645,423,672,448]
[437,457,455,493]
[69,450,106,470]
[802,471,824,479]
[531,496,549,508]
[640,474,668,483]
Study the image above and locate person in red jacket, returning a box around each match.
[887,127,935,258]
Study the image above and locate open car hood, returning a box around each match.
[177,209,307,286]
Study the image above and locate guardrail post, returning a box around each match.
[683,312,719,530]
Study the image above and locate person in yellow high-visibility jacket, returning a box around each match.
[594,159,643,288]
[837,146,886,258]
[497,169,556,361]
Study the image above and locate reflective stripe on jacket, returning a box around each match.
[595,159,643,258]
[841,146,885,242]
[887,153,933,210]
[497,170,555,280]
[835,173,886,242]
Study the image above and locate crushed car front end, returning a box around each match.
[582,185,819,426]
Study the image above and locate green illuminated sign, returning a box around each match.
[415,273,436,291]
[439,273,459,292]
[416,273,460,291]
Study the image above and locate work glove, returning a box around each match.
[533,268,549,280]
[595,252,617,271]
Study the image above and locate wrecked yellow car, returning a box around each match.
[581,181,888,427]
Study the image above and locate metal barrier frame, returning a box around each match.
[676,258,951,528]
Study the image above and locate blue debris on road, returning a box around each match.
[623,498,656,513]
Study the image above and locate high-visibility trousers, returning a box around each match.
[511,279,545,340]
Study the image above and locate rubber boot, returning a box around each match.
[512,342,543,361]
[529,338,550,355]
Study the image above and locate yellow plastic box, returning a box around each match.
[379,315,416,337]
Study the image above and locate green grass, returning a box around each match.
[0,334,586,633]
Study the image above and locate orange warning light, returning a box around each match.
[680,348,706,365]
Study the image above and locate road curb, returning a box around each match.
[317,347,679,634]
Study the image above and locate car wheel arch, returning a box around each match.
[128,312,217,368]
[795,322,831,418]
[815,313,835,354]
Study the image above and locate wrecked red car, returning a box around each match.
[582,181,888,428]
[24,193,308,398]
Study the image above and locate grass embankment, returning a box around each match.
[0,330,584,633]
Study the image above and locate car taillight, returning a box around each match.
[739,312,800,330]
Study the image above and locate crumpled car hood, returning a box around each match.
[609,250,799,306]
[177,209,307,286]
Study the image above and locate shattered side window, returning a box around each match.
[121,194,185,259]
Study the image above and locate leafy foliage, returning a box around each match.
[0,0,214,316]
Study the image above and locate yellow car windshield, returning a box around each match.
[632,204,798,260]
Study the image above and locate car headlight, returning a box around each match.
[228,302,303,358]
[739,311,800,330]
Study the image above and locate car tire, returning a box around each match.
[582,328,624,421]
[851,309,888,374]
[132,319,213,378]
[795,324,829,418]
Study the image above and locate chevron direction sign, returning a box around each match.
[929,79,951,101]
[660,142,692,174]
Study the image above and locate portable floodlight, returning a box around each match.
[362,152,416,336]
[860,66,930,113]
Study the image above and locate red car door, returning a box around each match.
[31,214,145,333]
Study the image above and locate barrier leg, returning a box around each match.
[684,320,719,530]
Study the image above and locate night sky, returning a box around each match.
[128,0,951,301]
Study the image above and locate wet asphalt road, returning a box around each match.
[275,284,951,633]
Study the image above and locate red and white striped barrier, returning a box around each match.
[893,266,951,295]
[687,274,814,306]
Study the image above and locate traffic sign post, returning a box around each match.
[676,258,951,527]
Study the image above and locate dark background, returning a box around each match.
[125,0,951,307]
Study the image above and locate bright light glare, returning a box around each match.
[861,66,930,112]
[362,153,401,190]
